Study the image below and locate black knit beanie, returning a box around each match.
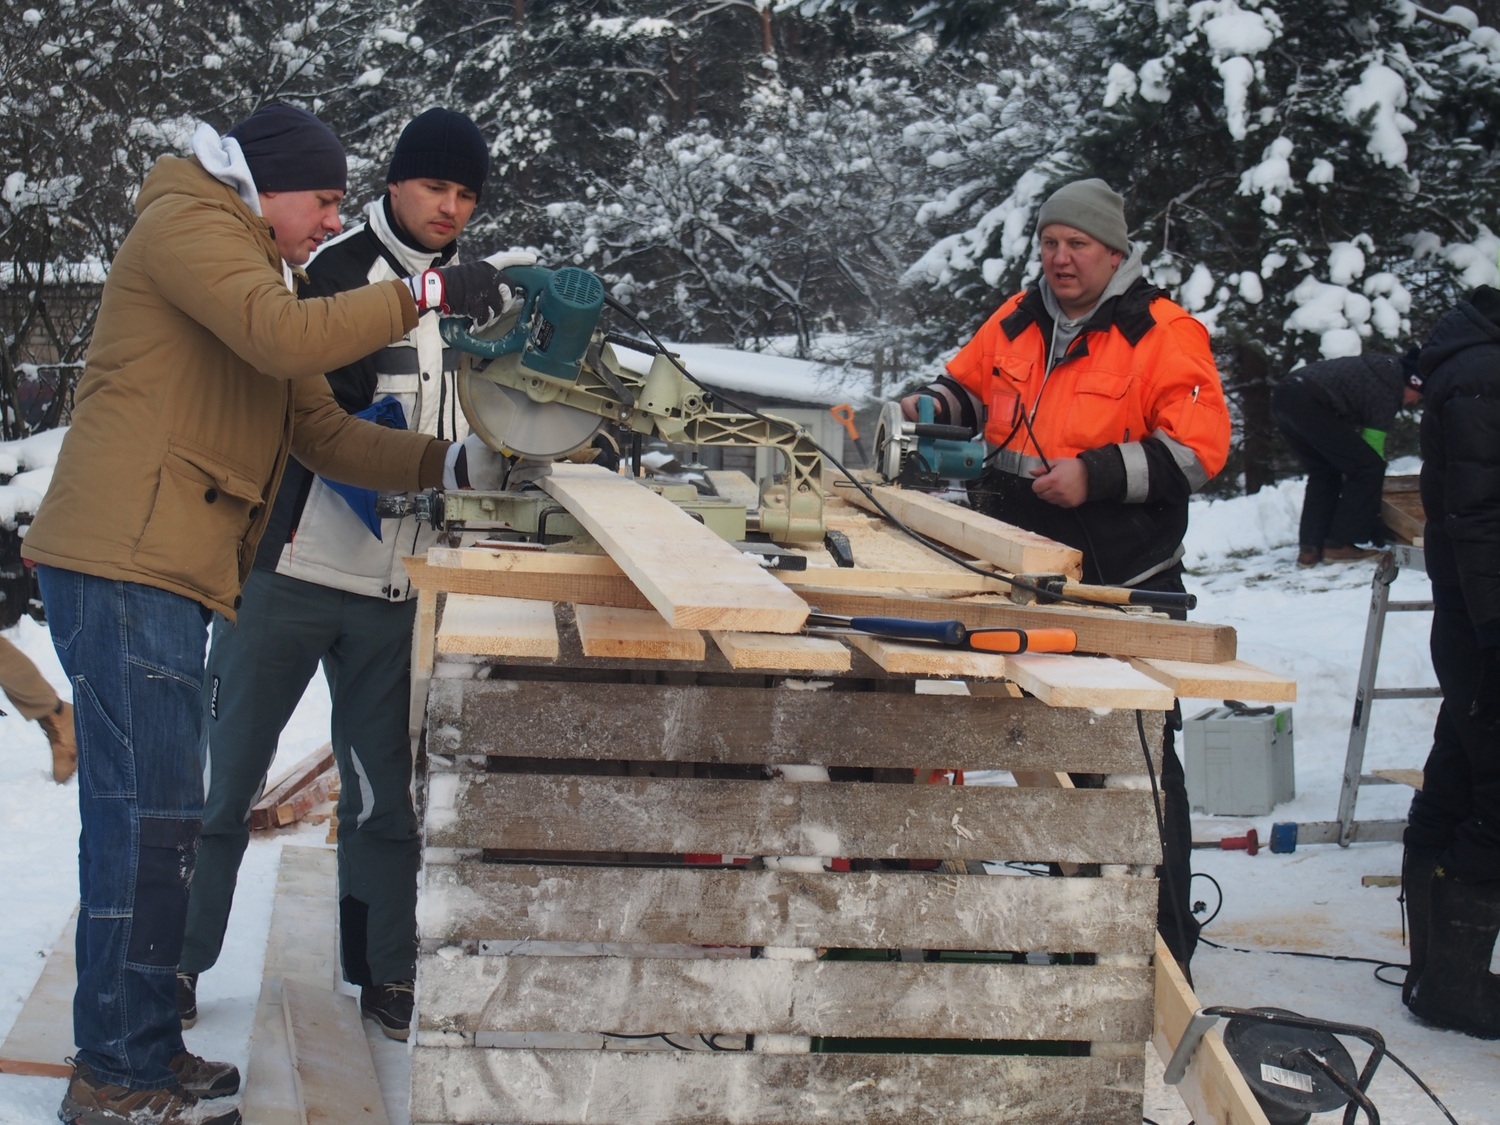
[227,104,347,193]
[386,108,489,201]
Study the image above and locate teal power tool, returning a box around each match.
[430,264,827,543]
[439,265,603,383]
[872,397,984,490]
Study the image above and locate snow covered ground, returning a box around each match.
[2,448,1493,1124]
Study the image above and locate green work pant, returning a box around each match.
[180,567,419,986]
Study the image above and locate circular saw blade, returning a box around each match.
[872,400,907,482]
[457,363,604,459]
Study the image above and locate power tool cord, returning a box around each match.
[599,295,1125,611]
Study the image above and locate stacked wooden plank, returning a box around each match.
[405,464,1291,1125]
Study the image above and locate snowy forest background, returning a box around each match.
[6,0,1500,493]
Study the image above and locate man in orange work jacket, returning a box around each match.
[903,179,1230,971]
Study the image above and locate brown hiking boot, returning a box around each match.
[1322,544,1379,562]
[39,700,77,784]
[1295,546,1322,567]
[360,980,414,1041]
[168,1051,239,1099]
[58,1059,240,1124]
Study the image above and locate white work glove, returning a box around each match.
[505,457,552,491]
[443,433,508,491]
[482,250,539,315]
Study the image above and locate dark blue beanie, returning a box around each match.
[386,108,489,201]
[227,104,347,193]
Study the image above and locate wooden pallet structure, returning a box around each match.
[405,463,1290,1125]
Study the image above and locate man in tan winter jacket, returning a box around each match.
[24,103,516,1125]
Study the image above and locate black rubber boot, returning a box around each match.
[1406,868,1500,1039]
[1401,844,1441,1006]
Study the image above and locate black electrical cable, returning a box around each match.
[598,294,1129,612]
[1380,1046,1461,1125]
[1135,710,1193,976]
[1191,870,1223,928]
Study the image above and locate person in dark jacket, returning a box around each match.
[1401,285,1500,1040]
[1271,351,1422,566]
[900,179,1231,975]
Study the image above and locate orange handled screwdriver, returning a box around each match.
[965,627,1077,654]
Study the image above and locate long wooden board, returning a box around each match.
[405,554,652,610]
[418,956,1152,1041]
[425,679,1154,774]
[406,552,1232,663]
[242,846,341,1125]
[282,980,391,1125]
[409,1050,1143,1125]
[710,630,851,671]
[436,595,560,658]
[426,775,1161,865]
[540,463,809,633]
[250,744,336,831]
[574,604,706,661]
[843,481,1085,579]
[1153,934,1271,1125]
[1128,657,1296,702]
[844,634,1010,678]
[0,907,76,1077]
[419,864,1158,953]
[796,589,1236,663]
[1004,653,1176,710]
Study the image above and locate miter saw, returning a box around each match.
[383,265,825,546]
[870,396,984,490]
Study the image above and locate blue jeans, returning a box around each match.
[36,566,211,1090]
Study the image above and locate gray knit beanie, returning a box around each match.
[1035,179,1129,252]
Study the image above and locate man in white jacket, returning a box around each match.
[178,108,505,1041]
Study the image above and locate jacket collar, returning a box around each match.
[1001,274,1164,356]
[364,196,456,277]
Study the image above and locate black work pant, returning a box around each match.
[1271,378,1386,548]
[1406,591,1500,883]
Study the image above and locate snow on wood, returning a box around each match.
[427,774,1162,866]
[424,678,1153,775]
[417,956,1152,1042]
[0,908,75,1077]
[419,864,1159,954]
[410,1050,1144,1125]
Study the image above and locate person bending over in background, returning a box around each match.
[1271,350,1423,567]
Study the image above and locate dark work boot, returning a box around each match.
[1406,868,1500,1039]
[176,973,198,1030]
[1401,844,1441,1006]
[360,980,414,1041]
